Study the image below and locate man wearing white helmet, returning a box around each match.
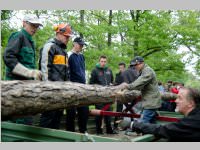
[3,14,43,125]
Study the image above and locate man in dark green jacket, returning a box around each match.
[3,14,43,124]
[120,56,161,123]
[3,14,43,81]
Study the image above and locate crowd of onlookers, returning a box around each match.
[158,80,184,112]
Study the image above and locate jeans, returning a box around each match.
[140,109,158,123]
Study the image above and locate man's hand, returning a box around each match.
[30,70,42,80]
[119,119,132,130]
[119,119,142,134]
[12,63,42,80]
[117,82,129,90]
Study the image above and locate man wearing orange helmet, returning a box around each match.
[39,23,72,129]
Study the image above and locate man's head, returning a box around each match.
[99,55,107,68]
[118,62,126,73]
[73,37,86,53]
[130,56,144,71]
[23,14,43,36]
[54,23,72,45]
[175,87,200,116]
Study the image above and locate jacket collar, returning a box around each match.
[188,107,200,116]
[53,38,67,49]
[22,28,33,42]
[96,63,108,70]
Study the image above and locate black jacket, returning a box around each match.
[122,67,138,84]
[39,38,69,81]
[114,72,124,85]
[89,64,113,86]
[132,108,200,142]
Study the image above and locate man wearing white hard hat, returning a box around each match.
[3,14,43,125]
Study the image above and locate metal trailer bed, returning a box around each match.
[1,111,183,142]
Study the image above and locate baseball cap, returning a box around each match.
[130,56,144,66]
[23,14,43,26]
[73,37,87,46]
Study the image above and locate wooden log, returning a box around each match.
[1,80,141,119]
[1,80,177,119]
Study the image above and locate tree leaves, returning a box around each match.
[1,10,200,87]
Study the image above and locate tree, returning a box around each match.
[1,10,200,82]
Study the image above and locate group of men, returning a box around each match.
[3,15,89,133]
[3,14,200,141]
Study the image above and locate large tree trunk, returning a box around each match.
[1,81,177,119]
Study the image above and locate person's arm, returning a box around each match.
[110,69,114,85]
[132,117,197,141]
[3,33,22,70]
[40,43,54,81]
[89,69,97,84]
[128,68,153,90]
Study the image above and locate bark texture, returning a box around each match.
[1,80,177,119]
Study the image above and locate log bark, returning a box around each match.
[1,80,177,119]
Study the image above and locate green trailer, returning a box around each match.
[1,111,183,142]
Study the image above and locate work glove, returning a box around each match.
[119,119,142,134]
[119,119,132,130]
[12,63,42,80]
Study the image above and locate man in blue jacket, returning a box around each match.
[66,37,89,133]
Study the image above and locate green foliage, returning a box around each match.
[1,10,13,20]
[184,73,200,89]
[1,10,200,85]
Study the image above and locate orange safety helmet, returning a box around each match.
[53,23,72,37]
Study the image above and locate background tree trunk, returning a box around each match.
[1,81,177,119]
[108,10,112,47]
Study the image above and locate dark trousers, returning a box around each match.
[113,102,123,129]
[66,106,89,133]
[95,104,113,134]
[39,110,63,129]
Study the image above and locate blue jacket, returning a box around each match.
[68,51,86,84]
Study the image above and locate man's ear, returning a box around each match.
[188,100,196,108]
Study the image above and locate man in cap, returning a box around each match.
[3,14,43,81]
[119,56,161,123]
[119,87,200,142]
[66,37,89,133]
[3,14,43,125]
[113,62,139,131]
[39,23,72,129]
